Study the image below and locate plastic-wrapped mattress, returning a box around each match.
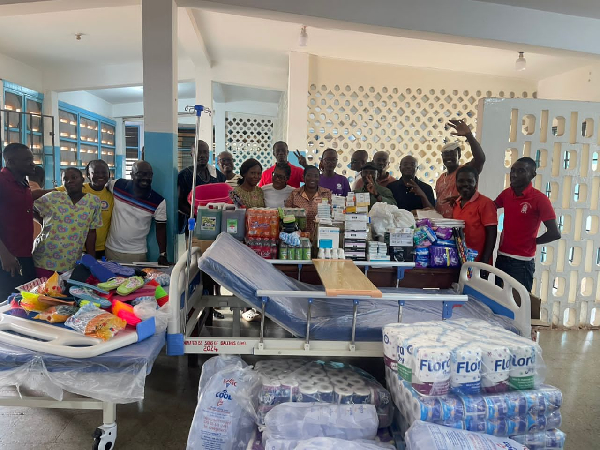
[199,234,517,342]
[0,332,165,403]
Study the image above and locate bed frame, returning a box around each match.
[166,252,532,358]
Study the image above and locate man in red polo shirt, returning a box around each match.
[258,141,306,188]
[0,143,37,299]
[494,157,561,292]
[452,166,497,265]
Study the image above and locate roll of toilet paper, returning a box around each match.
[479,342,511,393]
[450,343,482,395]
[411,343,451,396]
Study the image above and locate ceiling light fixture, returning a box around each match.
[298,25,308,47]
[515,51,526,71]
[75,33,84,41]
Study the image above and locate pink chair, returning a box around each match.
[187,183,233,210]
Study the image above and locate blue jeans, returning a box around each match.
[495,254,535,292]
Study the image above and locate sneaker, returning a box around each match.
[242,309,262,322]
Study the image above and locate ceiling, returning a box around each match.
[213,83,282,104]
[0,5,143,67]
[197,10,596,82]
[474,0,600,20]
[0,2,598,104]
[88,82,196,104]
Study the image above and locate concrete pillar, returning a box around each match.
[195,67,214,162]
[42,90,60,188]
[214,103,226,157]
[114,119,126,179]
[286,52,309,155]
[142,0,178,262]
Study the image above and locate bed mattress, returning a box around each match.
[199,234,517,341]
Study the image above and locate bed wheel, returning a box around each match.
[92,423,117,450]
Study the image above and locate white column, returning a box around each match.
[286,52,309,154]
[142,0,178,261]
[195,67,214,161]
[114,119,126,179]
[214,103,226,157]
[42,90,60,187]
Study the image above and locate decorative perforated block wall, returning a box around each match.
[305,57,537,185]
[225,112,274,172]
[477,98,600,328]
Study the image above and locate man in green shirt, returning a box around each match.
[356,162,397,210]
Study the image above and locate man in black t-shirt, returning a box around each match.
[387,155,435,212]
[177,140,226,233]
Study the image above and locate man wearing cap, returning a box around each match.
[355,162,396,210]
[435,120,486,218]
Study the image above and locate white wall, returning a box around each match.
[537,64,600,102]
[58,91,114,119]
[0,52,43,93]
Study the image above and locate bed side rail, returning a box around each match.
[459,261,531,338]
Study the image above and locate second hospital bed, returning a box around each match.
[167,234,532,357]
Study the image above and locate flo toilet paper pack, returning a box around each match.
[383,319,545,396]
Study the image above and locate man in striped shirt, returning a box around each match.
[105,161,169,264]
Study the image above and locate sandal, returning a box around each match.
[116,276,145,296]
[97,277,127,291]
[69,286,112,308]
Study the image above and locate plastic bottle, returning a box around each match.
[318,248,325,259]
[325,248,332,259]
[279,242,288,260]
[270,210,279,238]
[338,249,345,260]
[270,239,278,259]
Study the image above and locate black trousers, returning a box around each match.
[0,256,36,301]
[495,254,535,292]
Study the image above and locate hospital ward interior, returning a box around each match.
[1,0,600,449]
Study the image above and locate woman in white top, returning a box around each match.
[262,162,295,208]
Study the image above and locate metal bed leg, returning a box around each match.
[259,297,268,350]
[305,299,313,350]
[350,299,359,352]
[232,307,241,337]
[397,300,405,323]
[92,402,117,450]
[396,267,406,288]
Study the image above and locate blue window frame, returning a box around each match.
[58,102,117,177]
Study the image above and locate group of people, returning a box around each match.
[0,117,560,299]
[180,118,559,292]
[0,143,168,299]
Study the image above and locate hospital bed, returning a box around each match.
[166,234,532,358]
[0,255,200,450]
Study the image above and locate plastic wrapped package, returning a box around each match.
[390,377,562,437]
[187,364,261,450]
[133,297,170,334]
[262,403,378,448]
[198,234,519,343]
[291,438,394,450]
[429,246,459,268]
[65,303,126,341]
[385,320,543,396]
[405,421,528,450]
[198,355,248,394]
[510,429,566,449]
[368,203,415,235]
[254,359,392,427]
[0,333,165,403]
[34,305,78,323]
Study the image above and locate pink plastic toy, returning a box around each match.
[110,299,142,326]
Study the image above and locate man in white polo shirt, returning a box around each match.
[105,161,169,265]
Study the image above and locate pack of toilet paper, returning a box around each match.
[253,359,392,428]
[383,319,545,396]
